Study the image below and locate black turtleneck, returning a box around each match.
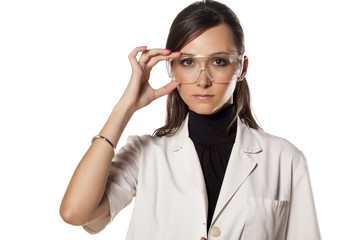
[188,105,237,232]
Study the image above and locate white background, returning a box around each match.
[1,0,359,239]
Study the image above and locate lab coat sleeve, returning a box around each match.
[285,151,321,240]
[83,135,141,234]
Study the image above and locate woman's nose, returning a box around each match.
[195,68,212,88]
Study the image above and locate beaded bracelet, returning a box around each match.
[92,135,115,156]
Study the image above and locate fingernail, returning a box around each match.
[174,51,181,54]
[139,46,147,48]
[165,49,171,51]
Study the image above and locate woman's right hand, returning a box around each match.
[121,46,181,112]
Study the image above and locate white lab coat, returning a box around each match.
[84,116,321,239]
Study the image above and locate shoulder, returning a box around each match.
[247,126,305,164]
[114,134,170,162]
[244,127,308,173]
[254,128,300,151]
[124,133,172,150]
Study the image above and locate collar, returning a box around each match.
[188,105,237,144]
[168,114,262,154]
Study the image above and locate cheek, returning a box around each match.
[176,85,190,101]
[220,82,237,100]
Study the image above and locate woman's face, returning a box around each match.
[176,24,247,115]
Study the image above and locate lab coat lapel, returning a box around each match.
[211,118,262,225]
[168,115,208,212]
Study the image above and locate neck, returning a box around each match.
[188,105,237,144]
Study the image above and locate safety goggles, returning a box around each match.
[166,53,244,84]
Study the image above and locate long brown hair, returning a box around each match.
[154,0,261,136]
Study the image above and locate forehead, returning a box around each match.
[180,24,237,55]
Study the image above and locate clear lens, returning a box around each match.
[167,54,243,84]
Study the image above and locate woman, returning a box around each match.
[60,1,321,239]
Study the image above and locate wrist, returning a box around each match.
[114,97,136,116]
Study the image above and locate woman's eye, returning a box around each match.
[180,58,195,66]
[212,57,229,66]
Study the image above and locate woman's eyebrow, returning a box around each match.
[212,51,231,55]
[180,51,231,56]
[180,52,195,56]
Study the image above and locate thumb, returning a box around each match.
[154,81,180,100]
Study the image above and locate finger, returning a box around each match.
[154,81,180,100]
[128,46,147,69]
[147,51,181,69]
[138,48,172,65]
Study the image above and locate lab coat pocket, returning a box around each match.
[244,198,289,240]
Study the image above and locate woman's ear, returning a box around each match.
[237,56,248,81]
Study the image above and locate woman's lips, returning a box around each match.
[193,94,214,100]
